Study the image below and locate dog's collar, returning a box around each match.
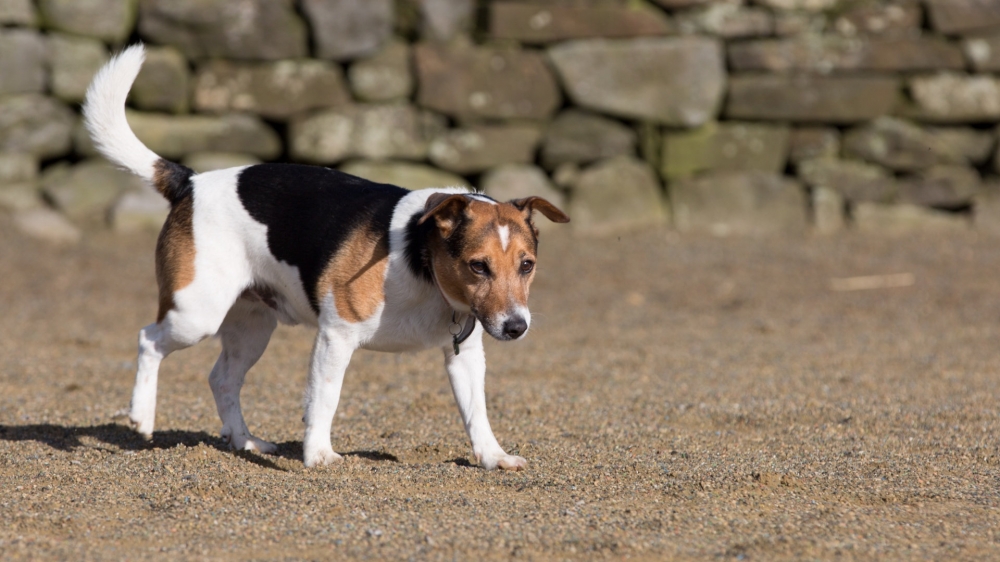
[449,311,477,355]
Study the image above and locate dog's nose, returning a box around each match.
[502,317,528,339]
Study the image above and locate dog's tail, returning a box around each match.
[83,43,193,204]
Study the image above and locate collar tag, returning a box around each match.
[450,312,477,355]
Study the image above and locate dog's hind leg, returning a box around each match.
[209,298,278,454]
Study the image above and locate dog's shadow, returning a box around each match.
[0,423,403,472]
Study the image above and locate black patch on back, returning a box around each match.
[236,163,408,312]
[154,159,194,205]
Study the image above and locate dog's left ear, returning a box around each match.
[509,197,571,224]
[418,193,470,239]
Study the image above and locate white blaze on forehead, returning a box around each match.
[467,193,497,205]
[498,225,510,251]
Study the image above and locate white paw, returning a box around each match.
[303,447,343,468]
[222,429,277,454]
[477,451,527,471]
[128,410,154,440]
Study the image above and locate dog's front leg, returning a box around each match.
[443,335,526,471]
[302,327,355,468]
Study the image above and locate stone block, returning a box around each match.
[773,11,827,36]
[39,0,136,43]
[126,111,281,160]
[927,127,995,165]
[728,35,964,73]
[832,1,922,38]
[569,155,667,235]
[14,207,81,245]
[0,95,74,159]
[853,202,969,233]
[671,171,807,236]
[348,39,414,103]
[181,152,261,174]
[418,0,474,42]
[812,186,845,234]
[963,36,1000,72]
[289,103,445,164]
[48,34,108,104]
[109,189,170,233]
[0,152,38,184]
[897,165,981,208]
[797,158,896,203]
[302,0,393,61]
[926,0,1000,35]
[0,183,42,212]
[541,110,637,170]
[481,164,566,232]
[429,123,542,175]
[788,127,840,163]
[0,0,37,26]
[548,36,725,127]
[841,116,965,171]
[138,0,307,61]
[339,160,468,190]
[194,59,350,120]
[0,29,46,95]
[490,2,674,43]
[415,41,561,121]
[675,3,772,38]
[753,0,837,11]
[726,74,899,123]
[41,159,146,220]
[906,73,1000,123]
[130,46,190,114]
[661,121,789,180]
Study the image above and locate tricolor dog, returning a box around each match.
[83,45,569,470]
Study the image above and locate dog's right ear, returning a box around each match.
[418,193,469,239]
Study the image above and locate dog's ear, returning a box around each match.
[418,193,469,238]
[509,196,571,224]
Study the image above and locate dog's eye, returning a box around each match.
[470,261,488,275]
[520,260,534,274]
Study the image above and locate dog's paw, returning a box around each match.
[303,447,343,468]
[127,411,154,440]
[477,451,527,471]
[222,429,277,455]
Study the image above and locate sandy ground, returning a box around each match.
[1,213,1000,561]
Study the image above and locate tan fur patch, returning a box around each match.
[155,195,196,323]
[318,225,389,323]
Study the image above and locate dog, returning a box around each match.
[83,45,569,470]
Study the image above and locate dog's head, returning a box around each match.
[418,193,570,341]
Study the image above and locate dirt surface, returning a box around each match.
[2,214,1000,560]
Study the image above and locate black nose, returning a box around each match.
[502,317,528,339]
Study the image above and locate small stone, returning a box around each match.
[0,29,46,96]
[541,110,637,170]
[38,0,136,43]
[48,33,108,104]
[797,158,896,203]
[339,160,468,190]
[671,171,808,236]
[130,46,190,114]
[813,186,845,234]
[302,0,394,61]
[181,152,262,174]
[348,40,414,103]
[109,189,170,233]
[14,207,81,244]
[788,127,840,164]
[853,202,969,233]
[568,156,667,236]
[429,123,542,175]
[480,164,565,232]
[661,121,789,180]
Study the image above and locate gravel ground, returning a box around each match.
[1,213,999,561]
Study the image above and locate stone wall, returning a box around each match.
[3,0,1000,242]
